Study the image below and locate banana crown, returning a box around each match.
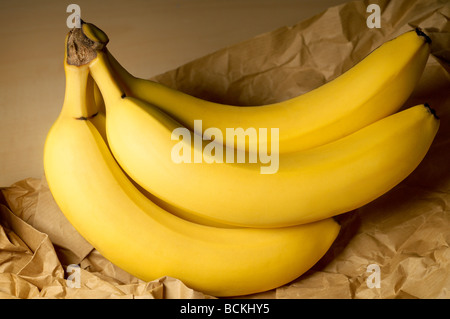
[60,32,99,119]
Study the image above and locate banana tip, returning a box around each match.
[424,103,439,120]
[415,27,432,44]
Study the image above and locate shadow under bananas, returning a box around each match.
[312,212,362,272]
[399,58,450,193]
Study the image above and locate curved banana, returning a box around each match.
[89,47,440,228]
[43,30,341,297]
[88,60,234,228]
[83,21,431,153]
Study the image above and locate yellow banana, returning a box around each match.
[89,47,440,228]
[87,63,234,229]
[83,21,431,153]
[43,30,341,297]
[87,55,234,229]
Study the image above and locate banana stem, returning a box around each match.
[66,27,104,66]
[89,50,128,102]
[61,28,102,119]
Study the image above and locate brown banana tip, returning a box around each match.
[415,27,432,44]
[66,28,98,66]
[424,103,439,120]
[80,20,109,46]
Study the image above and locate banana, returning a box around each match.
[82,21,431,153]
[87,63,234,229]
[85,52,235,229]
[43,30,341,297]
[88,46,439,228]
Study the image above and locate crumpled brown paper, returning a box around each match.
[1,0,449,299]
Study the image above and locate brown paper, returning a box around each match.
[1,0,449,299]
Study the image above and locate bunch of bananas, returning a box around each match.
[43,21,439,297]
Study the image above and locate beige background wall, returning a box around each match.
[0,0,350,187]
